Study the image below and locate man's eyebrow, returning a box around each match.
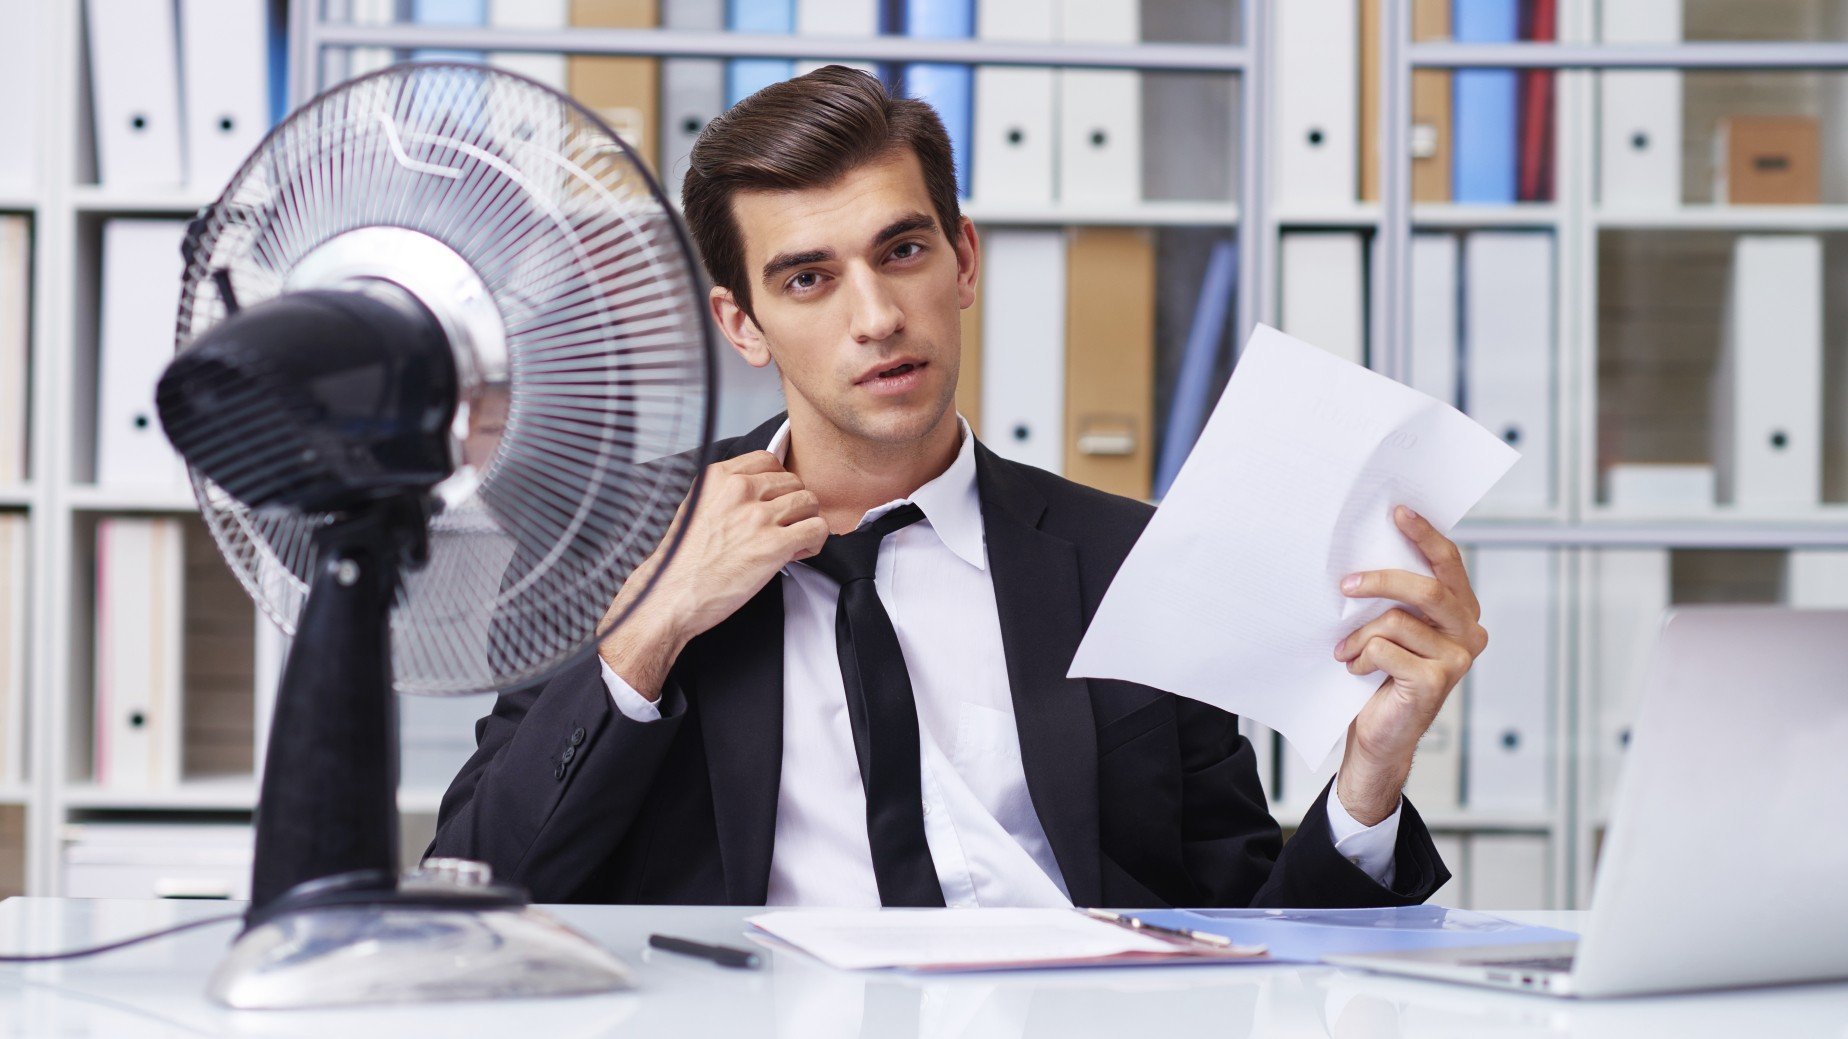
[758,212,939,288]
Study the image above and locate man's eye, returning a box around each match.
[892,242,923,260]
[790,272,818,290]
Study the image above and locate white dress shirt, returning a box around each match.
[602,416,1404,904]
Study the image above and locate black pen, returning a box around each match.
[648,933,763,969]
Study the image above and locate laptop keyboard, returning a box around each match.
[1462,955,1576,973]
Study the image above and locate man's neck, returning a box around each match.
[783,407,962,534]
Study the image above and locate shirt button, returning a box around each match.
[921,801,931,816]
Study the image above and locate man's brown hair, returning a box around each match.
[680,64,962,320]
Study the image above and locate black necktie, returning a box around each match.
[800,503,945,907]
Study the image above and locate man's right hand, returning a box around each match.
[595,451,829,702]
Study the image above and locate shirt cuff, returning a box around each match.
[599,655,664,723]
[1325,772,1403,889]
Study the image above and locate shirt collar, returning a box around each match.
[766,413,986,572]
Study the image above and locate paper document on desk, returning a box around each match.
[1068,324,1520,769]
[748,909,1265,972]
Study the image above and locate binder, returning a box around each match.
[180,520,254,779]
[1462,547,1552,814]
[569,0,661,169]
[1279,232,1366,367]
[411,0,488,63]
[1597,0,1681,208]
[1274,0,1357,207]
[178,0,272,193]
[0,216,26,485]
[1430,832,1465,907]
[1715,235,1822,508]
[660,0,724,185]
[1787,550,1848,607]
[1153,237,1237,499]
[85,0,185,187]
[1515,0,1556,203]
[1604,463,1714,511]
[1403,692,1462,813]
[794,0,878,77]
[1467,833,1549,910]
[956,266,982,435]
[1463,231,1553,512]
[1451,0,1519,204]
[896,0,974,198]
[0,515,24,784]
[96,220,190,492]
[1589,547,1668,817]
[489,0,570,90]
[1141,0,1234,203]
[94,517,185,790]
[1056,0,1141,204]
[1411,0,1452,202]
[971,0,1056,206]
[726,0,795,106]
[1409,232,1459,405]
[1361,0,1459,202]
[62,822,252,900]
[713,349,786,441]
[0,0,43,189]
[343,0,399,79]
[979,230,1066,474]
[1064,227,1155,499]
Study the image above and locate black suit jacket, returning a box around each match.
[429,413,1450,907]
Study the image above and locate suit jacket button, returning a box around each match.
[561,745,576,764]
[554,764,566,781]
[570,727,585,747]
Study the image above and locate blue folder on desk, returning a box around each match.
[1133,906,1578,964]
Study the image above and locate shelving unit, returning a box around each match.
[4,0,1845,910]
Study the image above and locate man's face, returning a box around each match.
[713,148,978,448]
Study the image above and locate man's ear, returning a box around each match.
[710,285,774,369]
[953,215,980,312]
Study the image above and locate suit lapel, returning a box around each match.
[975,443,1104,907]
[693,412,788,904]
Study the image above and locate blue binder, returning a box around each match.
[1154,239,1238,500]
[727,0,795,106]
[894,0,973,197]
[411,0,487,63]
[1451,0,1519,204]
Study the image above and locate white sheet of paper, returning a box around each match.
[1067,324,1520,769]
[748,909,1176,970]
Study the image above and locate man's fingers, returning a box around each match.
[767,488,821,526]
[1393,506,1481,617]
[746,470,805,502]
[723,450,784,476]
[785,516,830,561]
[1342,568,1474,637]
[1336,608,1450,664]
[1349,635,1449,694]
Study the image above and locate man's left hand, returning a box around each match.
[1332,505,1488,825]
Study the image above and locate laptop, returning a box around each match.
[1327,606,1848,998]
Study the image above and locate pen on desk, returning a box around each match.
[1083,908,1234,949]
[648,933,764,969]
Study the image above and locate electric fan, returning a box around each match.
[153,63,714,1008]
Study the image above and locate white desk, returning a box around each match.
[2,898,1845,1037]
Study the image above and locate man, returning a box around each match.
[429,66,1487,908]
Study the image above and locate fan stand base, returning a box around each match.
[205,871,633,1009]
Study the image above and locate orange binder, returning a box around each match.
[568,0,661,170]
[1064,227,1155,500]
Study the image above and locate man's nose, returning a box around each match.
[846,265,904,343]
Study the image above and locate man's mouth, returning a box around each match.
[865,361,925,382]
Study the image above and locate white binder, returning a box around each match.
[1463,231,1554,513]
[1280,232,1366,367]
[1589,547,1669,816]
[1463,547,1552,814]
[1403,693,1462,813]
[1467,833,1550,910]
[1431,832,1465,907]
[489,0,569,90]
[1273,0,1358,207]
[94,517,185,790]
[178,0,271,193]
[62,822,252,900]
[972,0,1056,206]
[96,220,191,492]
[979,230,1066,474]
[1604,462,1715,512]
[346,0,398,79]
[713,348,786,441]
[1597,0,1681,208]
[1716,235,1822,508]
[0,0,43,189]
[1409,232,1459,405]
[661,0,725,186]
[0,216,27,485]
[794,0,878,76]
[1787,550,1848,607]
[1056,0,1141,204]
[0,515,24,784]
[86,0,186,187]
